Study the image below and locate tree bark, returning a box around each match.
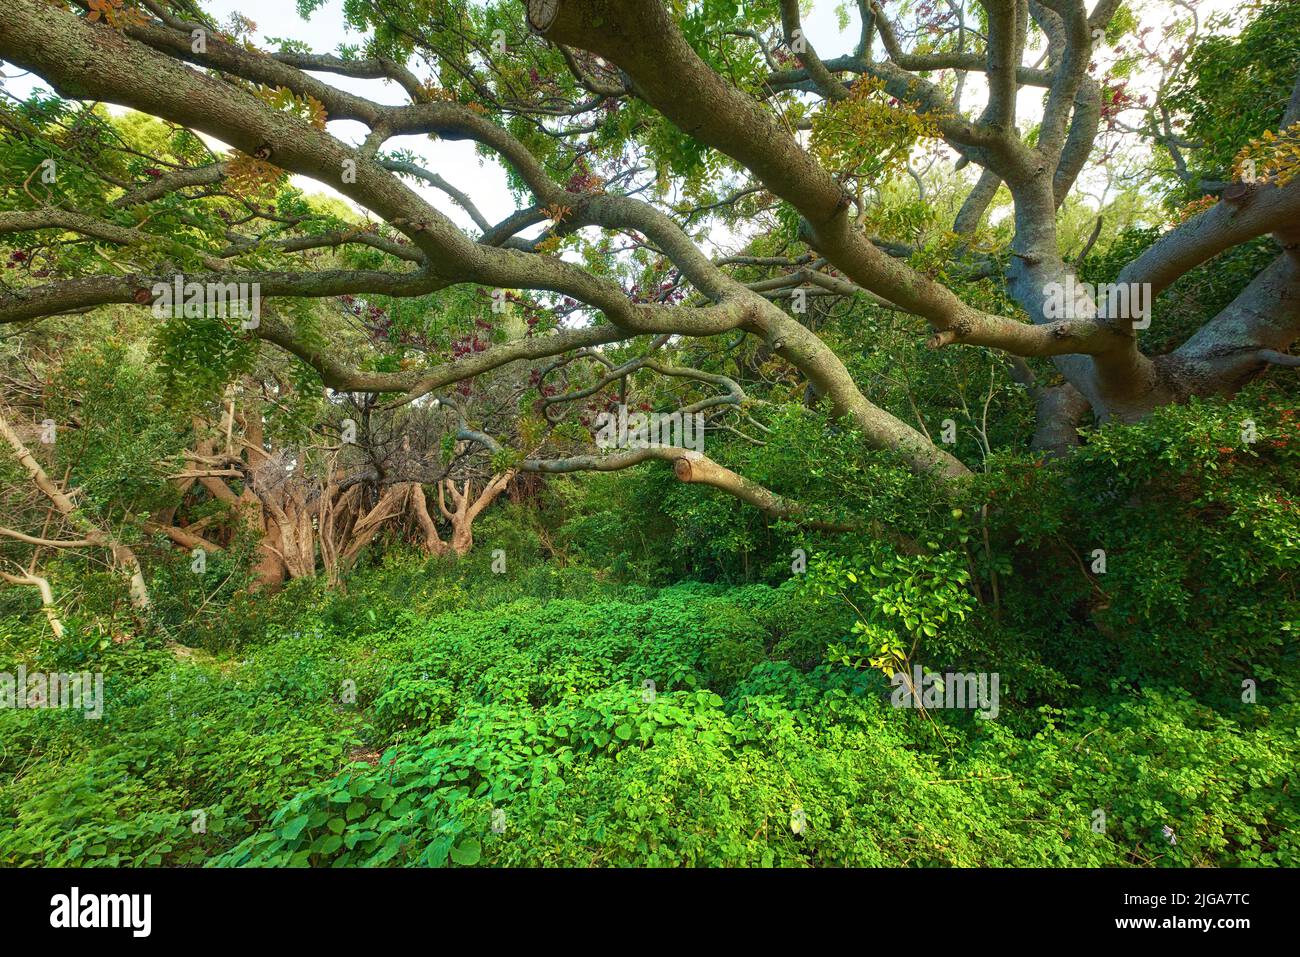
[0,402,152,614]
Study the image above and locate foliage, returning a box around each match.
[1161,0,1300,200]
[0,0,1297,874]
[2,547,1294,868]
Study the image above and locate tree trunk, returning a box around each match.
[437,471,516,557]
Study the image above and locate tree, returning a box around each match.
[1,0,1297,566]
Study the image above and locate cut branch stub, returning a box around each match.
[527,0,563,33]
[1222,182,1252,207]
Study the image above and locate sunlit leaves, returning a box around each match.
[1232,121,1300,189]
[809,77,940,184]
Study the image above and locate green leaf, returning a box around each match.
[316,833,343,855]
[280,814,311,840]
[450,838,482,866]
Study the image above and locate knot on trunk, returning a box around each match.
[1222,182,1255,207]
[527,0,563,33]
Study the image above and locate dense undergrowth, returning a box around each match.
[3,383,1299,867]
[3,545,1296,867]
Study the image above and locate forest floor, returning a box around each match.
[1,562,1295,867]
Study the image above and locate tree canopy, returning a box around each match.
[1,0,1298,876]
